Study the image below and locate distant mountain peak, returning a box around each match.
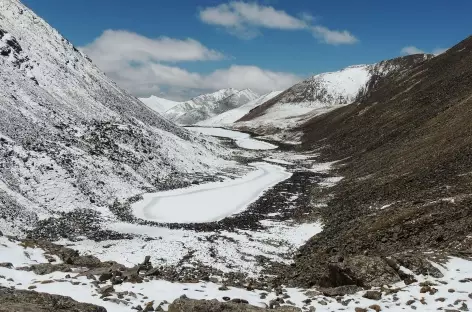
[161,88,259,125]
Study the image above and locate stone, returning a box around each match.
[362,291,382,300]
[99,285,114,296]
[99,272,113,282]
[391,254,443,278]
[145,267,160,277]
[143,301,154,311]
[168,298,302,311]
[320,285,363,297]
[420,285,431,293]
[219,285,229,291]
[369,304,381,312]
[323,255,401,287]
[0,286,106,311]
[354,308,367,312]
[0,263,13,269]
[406,300,415,305]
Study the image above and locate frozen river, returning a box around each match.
[131,127,289,223]
[186,126,278,150]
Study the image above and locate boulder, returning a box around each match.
[319,285,363,297]
[363,291,382,300]
[0,286,106,311]
[390,253,443,278]
[168,298,301,312]
[321,255,401,287]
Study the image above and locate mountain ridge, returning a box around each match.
[234,54,433,136]
[0,0,231,235]
[163,88,259,125]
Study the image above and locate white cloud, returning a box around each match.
[401,46,448,56]
[81,29,301,99]
[199,2,358,45]
[81,30,224,72]
[199,2,307,31]
[312,26,358,45]
[401,46,426,55]
[108,62,300,99]
[432,47,448,55]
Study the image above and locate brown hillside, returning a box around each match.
[284,35,472,288]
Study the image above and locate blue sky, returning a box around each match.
[23,0,472,99]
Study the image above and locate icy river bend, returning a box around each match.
[131,127,291,223]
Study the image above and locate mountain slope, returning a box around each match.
[197,91,282,127]
[235,55,432,135]
[0,0,231,235]
[164,88,259,125]
[139,95,180,114]
[283,36,472,287]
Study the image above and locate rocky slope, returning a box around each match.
[164,89,259,125]
[0,0,232,235]
[235,55,432,137]
[281,35,472,287]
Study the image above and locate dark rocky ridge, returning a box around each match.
[281,35,472,287]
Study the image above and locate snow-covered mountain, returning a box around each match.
[198,91,282,127]
[164,88,259,125]
[0,0,231,235]
[138,95,180,114]
[236,55,433,135]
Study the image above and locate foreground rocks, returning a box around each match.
[168,298,301,312]
[0,287,107,312]
[321,255,401,287]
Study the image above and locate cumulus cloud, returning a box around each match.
[80,30,300,99]
[199,2,358,45]
[199,2,307,31]
[108,62,300,99]
[81,30,224,72]
[401,45,448,56]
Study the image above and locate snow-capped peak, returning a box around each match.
[162,88,259,125]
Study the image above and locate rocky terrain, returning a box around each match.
[1,1,472,311]
[0,0,235,236]
[278,35,472,288]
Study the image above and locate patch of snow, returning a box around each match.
[187,127,277,150]
[132,162,291,223]
[0,236,49,266]
[139,95,180,114]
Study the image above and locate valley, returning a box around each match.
[1,0,472,311]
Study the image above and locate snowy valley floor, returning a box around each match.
[1,235,472,311]
[1,128,472,311]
